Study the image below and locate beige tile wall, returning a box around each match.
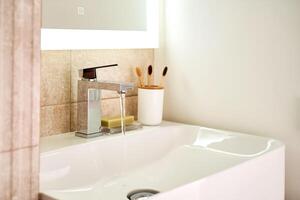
[41,49,154,136]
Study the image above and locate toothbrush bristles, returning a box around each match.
[148,65,153,75]
[163,66,168,76]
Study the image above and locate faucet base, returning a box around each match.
[75,122,143,138]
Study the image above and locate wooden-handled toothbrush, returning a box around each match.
[135,65,168,89]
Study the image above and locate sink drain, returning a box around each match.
[127,189,159,200]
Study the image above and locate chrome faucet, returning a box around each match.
[75,64,134,138]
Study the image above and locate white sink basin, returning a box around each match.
[40,121,284,200]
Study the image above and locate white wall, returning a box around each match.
[156,0,300,199]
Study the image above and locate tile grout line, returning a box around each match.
[41,103,72,108]
[72,95,138,104]
[40,95,138,108]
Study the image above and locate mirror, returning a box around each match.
[41,0,159,50]
[42,0,147,31]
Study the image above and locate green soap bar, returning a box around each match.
[101,115,134,128]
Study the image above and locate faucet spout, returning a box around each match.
[80,80,134,93]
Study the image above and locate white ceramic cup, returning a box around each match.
[138,87,164,126]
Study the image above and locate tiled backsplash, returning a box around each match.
[41,49,154,137]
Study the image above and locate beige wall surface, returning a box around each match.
[158,0,300,199]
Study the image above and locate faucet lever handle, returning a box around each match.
[79,64,118,80]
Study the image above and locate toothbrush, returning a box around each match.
[147,65,153,86]
[135,67,144,88]
[160,66,168,88]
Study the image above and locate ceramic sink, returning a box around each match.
[40,121,284,200]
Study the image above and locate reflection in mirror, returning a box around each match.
[42,0,147,31]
